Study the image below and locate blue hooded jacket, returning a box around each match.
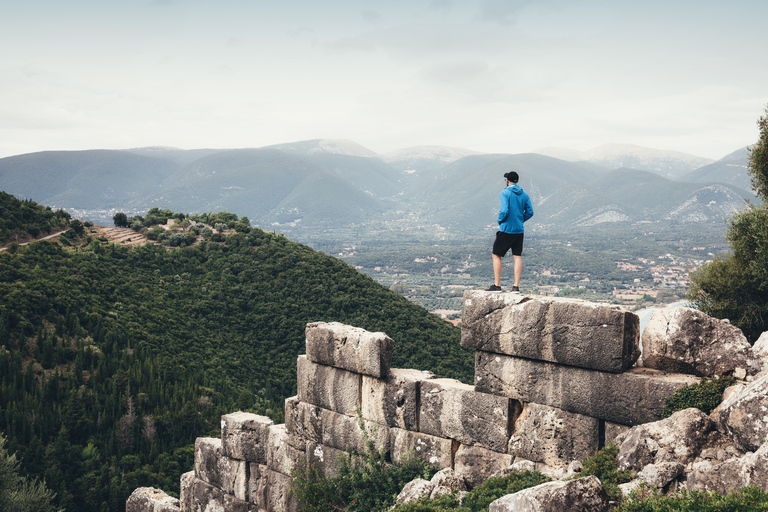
[498,184,533,234]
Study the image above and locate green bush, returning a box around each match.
[578,442,634,503]
[662,376,736,418]
[618,484,768,511]
[291,413,438,512]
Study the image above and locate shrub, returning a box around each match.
[662,376,736,418]
[618,484,768,511]
[291,411,438,512]
[579,442,634,502]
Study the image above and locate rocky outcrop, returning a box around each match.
[130,292,768,512]
[642,307,758,377]
[488,475,610,512]
[126,488,180,512]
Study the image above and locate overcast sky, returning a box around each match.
[1,0,766,160]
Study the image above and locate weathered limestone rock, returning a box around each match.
[642,307,758,377]
[261,468,298,512]
[431,467,469,492]
[305,441,345,479]
[284,398,389,454]
[636,461,685,489]
[475,351,699,425]
[194,437,248,495]
[605,421,630,445]
[488,475,610,512]
[126,487,180,512]
[266,424,305,477]
[221,411,273,463]
[188,478,251,512]
[716,372,768,452]
[508,403,599,469]
[390,427,453,468]
[461,291,640,373]
[248,464,266,508]
[615,408,713,471]
[305,322,395,378]
[694,430,746,464]
[361,368,435,430]
[454,444,513,487]
[420,378,511,452]
[753,332,768,375]
[297,355,361,414]
[708,382,748,427]
[395,479,435,505]
[685,441,768,494]
[180,471,194,512]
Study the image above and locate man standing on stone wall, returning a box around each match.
[487,171,534,293]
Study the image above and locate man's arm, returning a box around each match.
[523,194,534,222]
[497,189,509,224]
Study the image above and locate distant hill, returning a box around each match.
[678,146,752,191]
[0,139,753,236]
[534,143,715,179]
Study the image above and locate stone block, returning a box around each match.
[489,475,610,512]
[266,424,305,477]
[475,351,699,426]
[305,441,346,479]
[361,368,435,430]
[188,478,253,512]
[221,412,273,463]
[285,398,389,453]
[262,468,298,512]
[420,378,511,452]
[461,291,639,373]
[180,471,194,512]
[248,464,266,509]
[390,427,454,468]
[297,355,361,414]
[126,487,180,512]
[194,437,247,495]
[716,372,768,452]
[642,307,759,377]
[454,444,513,488]
[508,402,599,469]
[305,322,395,378]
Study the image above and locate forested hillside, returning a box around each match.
[0,191,71,244]
[0,200,470,512]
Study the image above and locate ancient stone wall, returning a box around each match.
[128,294,761,512]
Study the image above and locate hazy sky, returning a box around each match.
[2,0,766,159]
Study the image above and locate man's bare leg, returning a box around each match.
[513,255,522,287]
[492,253,503,286]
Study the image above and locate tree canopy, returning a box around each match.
[688,105,768,342]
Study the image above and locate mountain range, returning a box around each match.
[0,140,755,238]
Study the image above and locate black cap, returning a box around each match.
[504,171,519,182]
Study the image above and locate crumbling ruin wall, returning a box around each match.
[127,292,762,512]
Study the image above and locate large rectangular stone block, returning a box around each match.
[263,469,298,512]
[454,444,513,487]
[475,351,699,426]
[390,427,454,468]
[508,403,599,468]
[461,291,640,373]
[306,441,346,479]
[420,378,512,452]
[221,412,273,463]
[189,478,253,512]
[180,471,194,512]
[305,322,395,378]
[284,398,389,453]
[266,424,306,477]
[194,437,247,495]
[297,355,361,414]
[361,368,435,431]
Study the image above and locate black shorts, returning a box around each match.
[492,232,524,257]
